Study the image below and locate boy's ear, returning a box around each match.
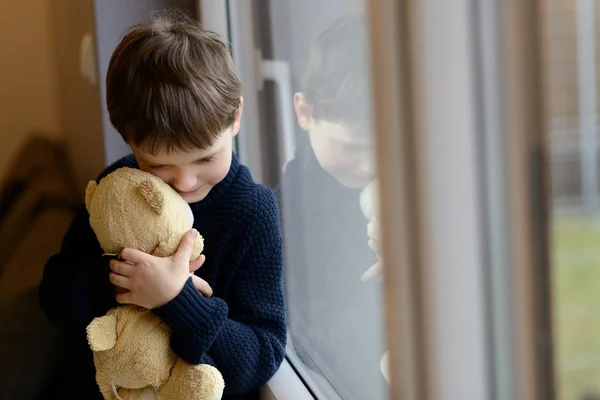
[294,92,313,131]
[232,97,244,136]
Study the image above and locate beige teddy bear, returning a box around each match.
[360,180,390,384]
[359,180,381,281]
[84,167,224,400]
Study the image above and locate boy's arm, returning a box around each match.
[38,207,118,335]
[153,188,286,395]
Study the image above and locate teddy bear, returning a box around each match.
[359,179,381,282]
[359,180,390,383]
[84,167,224,400]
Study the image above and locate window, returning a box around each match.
[257,4,385,400]
[201,1,389,398]
[199,0,589,399]
[545,0,600,398]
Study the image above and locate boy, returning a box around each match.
[274,14,386,400]
[39,14,286,399]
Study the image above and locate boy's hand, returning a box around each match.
[362,238,383,282]
[188,255,213,297]
[109,229,209,309]
[189,254,206,273]
[111,250,213,298]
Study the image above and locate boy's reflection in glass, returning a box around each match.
[275,14,386,400]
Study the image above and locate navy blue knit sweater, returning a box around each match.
[38,153,286,399]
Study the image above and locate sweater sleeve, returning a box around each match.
[38,206,119,336]
[153,187,286,394]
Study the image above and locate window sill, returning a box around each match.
[261,358,314,400]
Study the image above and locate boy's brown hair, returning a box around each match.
[106,12,242,154]
[302,14,371,132]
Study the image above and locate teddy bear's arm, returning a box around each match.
[87,315,117,351]
[158,358,224,400]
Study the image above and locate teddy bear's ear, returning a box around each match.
[137,179,165,215]
[87,315,117,352]
[85,181,97,214]
[380,350,389,383]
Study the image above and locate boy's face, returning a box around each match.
[132,128,236,203]
[294,93,374,189]
[130,101,243,204]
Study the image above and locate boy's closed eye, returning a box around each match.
[195,155,216,164]
[149,164,170,170]
[149,156,216,170]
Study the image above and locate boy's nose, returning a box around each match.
[173,175,198,193]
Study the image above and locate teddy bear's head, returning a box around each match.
[85,167,203,259]
[87,305,177,389]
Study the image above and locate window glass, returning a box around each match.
[545,0,600,398]
[264,1,388,398]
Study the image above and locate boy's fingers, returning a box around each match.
[191,275,213,297]
[114,285,128,295]
[361,261,382,282]
[189,255,206,273]
[174,229,199,264]
[116,291,133,305]
[109,259,134,277]
[368,239,379,253]
[109,272,131,290]
[119,247,146,263]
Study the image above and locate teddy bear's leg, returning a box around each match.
[158,359,224,400]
